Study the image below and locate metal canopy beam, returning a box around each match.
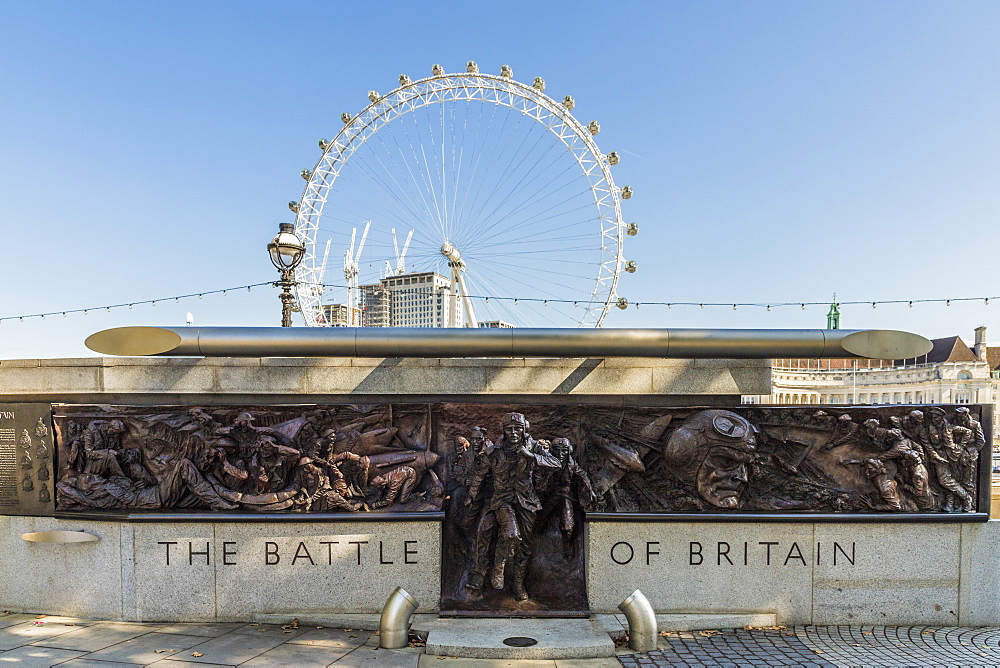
[85,326,933,360]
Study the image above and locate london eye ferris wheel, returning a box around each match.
[289,62,637,328]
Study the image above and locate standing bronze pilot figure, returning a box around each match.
[464,412,560,601]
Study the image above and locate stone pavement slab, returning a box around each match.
[0,618,86,650]
[83,632,207,665]
[286,626,372,651]
[154,623,242,638]
[60,659,144,667]
[0,643,86,664]
[160,629,287,665]
[31,622,159,652]
[241,641,348,666]
[152,661,233,668]
[334,646,420,667]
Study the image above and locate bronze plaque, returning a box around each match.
[50,403,989,616]
[0,403,55,516]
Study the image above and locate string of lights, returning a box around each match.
[0,282,274,323]
[1,280,996,323]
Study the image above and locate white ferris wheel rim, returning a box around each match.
[292,69,626,328]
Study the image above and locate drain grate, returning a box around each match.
[502,636,538,647]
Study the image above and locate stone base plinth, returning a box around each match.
[587,520,1000,626]
[0,516,440,622]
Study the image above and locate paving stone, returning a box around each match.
[241,641,348,666]
[418,659,558,668]
[0,619,85,650]
[151,661,234,667]
[83,632,207,665]
[154,623,242,638]
[286,626,372,651]
[30,622,156,651]
[59,659,144,667]
[334,646,420,667]
[158,629,286,664]
[0,644,86,664]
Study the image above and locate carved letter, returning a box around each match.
[645,541,660,565]
[320,541,339,565]
[833,541,855,566]
[349,540,368,565]
[159,541,178,566]
[292,541,315,566]
[379,541,394,565]
[404,540,418,564]
[759,541,778,566]
[265,541,280,565]
[611,541,634,565]
[784,542,807,566]
[223,542,237,566]
[717,541,733,565]
[188,541,211,566]
[689,541,703,566]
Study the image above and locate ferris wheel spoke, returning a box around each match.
[460,119,554,238]
[465,197,595,249]
[344,151,437,230]
[468,168,593,243]
[451,102,519,240]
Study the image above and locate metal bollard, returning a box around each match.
[379,587,419,649]
[618,589,657,652]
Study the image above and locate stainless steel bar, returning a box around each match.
[84,326,933,360]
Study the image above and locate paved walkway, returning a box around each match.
[1,613,1000,667]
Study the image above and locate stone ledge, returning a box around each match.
[0,357,772,398]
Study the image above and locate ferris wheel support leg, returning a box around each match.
[456,273,479,329]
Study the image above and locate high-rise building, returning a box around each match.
[381,272,459,327]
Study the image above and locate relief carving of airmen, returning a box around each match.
[661,410,757,509]
[369,465,418,508]
[81,420,127,478]
[465,412,560,601]
[819,414,859,452]
[954,407,986,491]
[842,458,902,511]
[540,437,594,556]
[292,458,369,512]
[925,408,974,512]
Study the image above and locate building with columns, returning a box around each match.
[745,305,1000,447]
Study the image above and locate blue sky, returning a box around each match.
[1,0,998,358]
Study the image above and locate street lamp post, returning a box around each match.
[267,223,306,327]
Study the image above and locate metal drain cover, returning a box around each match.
[502,636,538,647]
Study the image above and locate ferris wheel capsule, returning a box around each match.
[588,121,600,135]
[432,64,444,76]
[318,138,330,150]
[533,77,545,91]
[288,201,300,213]
[608,151,620,165]
[399,74,411,86]
[616,297,629,310]
[368,90,380,103]
[466,60,479,73]
[500,64,513,78]
[341,113,352,124]
[625,260,637,273]
[562,95,575,111]
[626,223,639,236]
[621,185,633,199]
[300,169,312,181]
